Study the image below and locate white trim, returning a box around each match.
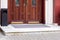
[45,0,53,24]
[0,24,60,33]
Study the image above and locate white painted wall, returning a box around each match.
[1,0,53,24]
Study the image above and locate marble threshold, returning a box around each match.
[0,24,60,35]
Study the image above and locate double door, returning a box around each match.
[8,0,45,24]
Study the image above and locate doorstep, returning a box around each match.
[0,24,60,35]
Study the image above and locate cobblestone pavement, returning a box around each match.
[0,31,60,40]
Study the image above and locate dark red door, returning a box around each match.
[54,0,60,25]
[8,0,45,24]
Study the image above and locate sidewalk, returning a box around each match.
[0,31,60,40]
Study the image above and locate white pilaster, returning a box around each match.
[45,0,53,24]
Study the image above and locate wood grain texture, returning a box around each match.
[8,0,13,24]
[8,0,45,24]
[54,0,60,25]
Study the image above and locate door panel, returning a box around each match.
[19,0,26,21]
[8,0,45,24]
[26,0,42,21]
[11,0,20,21]
[14,0,19,20]
[36,0,42,21]
[32,0,36,20]
[26,0,32,21]
[8,0,13,23]
[54,0,60,25]
[14,0,25,21]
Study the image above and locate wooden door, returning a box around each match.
[8,0,26,23]
[26,0,42,21]
[54,0,60,25]
[8,0,45,24]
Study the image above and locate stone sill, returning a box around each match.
[0,24,60,35]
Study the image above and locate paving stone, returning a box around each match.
[0,31,60,40]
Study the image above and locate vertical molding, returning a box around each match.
[45,0,53,24]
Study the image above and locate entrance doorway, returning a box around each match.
[8,0,45,24]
